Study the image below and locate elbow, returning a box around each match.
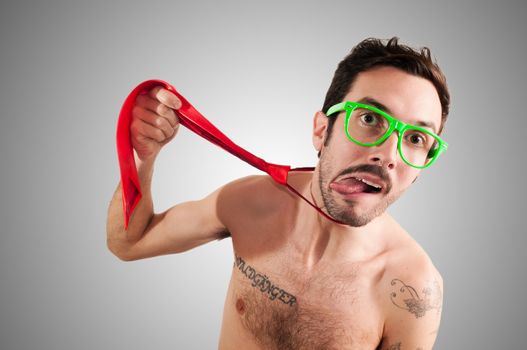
[107,238,136,262]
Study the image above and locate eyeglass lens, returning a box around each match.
[347,107,438,167]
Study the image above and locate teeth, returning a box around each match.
[356,177,381,189]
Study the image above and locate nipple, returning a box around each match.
[235,298,246,314]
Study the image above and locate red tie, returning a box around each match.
[116,79,343,229]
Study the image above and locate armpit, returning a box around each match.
[216,229,231,241]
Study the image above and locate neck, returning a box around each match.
[288,168,388,267]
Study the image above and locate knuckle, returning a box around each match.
[168,109,177,124]
[133,105,149,122]
[133,133,143,143]
[156,102,169,116]
[130,120,140,133]
[155,129,165,141]
[132,105,141,118]
[135,94,147,106]
[161,125,171,136]
[150,86,162,97]
[132,131,144,144]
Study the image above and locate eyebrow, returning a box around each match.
[356,96,438,133]
[357,97,392,114]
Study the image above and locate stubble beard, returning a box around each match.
[318,150,401,227]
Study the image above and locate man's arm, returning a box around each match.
[107,154,232,261]
[106,85,230,261]
[378,259,444,350]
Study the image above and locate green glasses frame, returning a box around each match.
[326,101,448,169]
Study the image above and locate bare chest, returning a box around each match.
[227,255,384,350]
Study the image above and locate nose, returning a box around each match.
[368,132,399,170]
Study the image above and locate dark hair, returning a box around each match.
[319,37,450,157]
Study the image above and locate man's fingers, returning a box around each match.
[149,86,182,110]
[131,118,171,143]
[132,106,177,140]
[130,86,181,160]
[136,94,179,127]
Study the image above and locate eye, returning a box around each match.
[405,132,426,146]
[359,112,380,126]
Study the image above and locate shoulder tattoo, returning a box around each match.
[389,278,442,318]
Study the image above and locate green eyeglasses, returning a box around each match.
[326,101,448,169]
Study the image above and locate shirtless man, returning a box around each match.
[107,37,450,350]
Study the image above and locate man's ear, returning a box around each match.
[313,111,328,152]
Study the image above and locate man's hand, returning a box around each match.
[131,86,182,161]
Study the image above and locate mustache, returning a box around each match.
[336,164,392,193]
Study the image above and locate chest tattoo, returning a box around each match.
[234,255,297,307]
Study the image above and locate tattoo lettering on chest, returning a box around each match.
[384,343,423,350]
[234,255,297,307]
[389,278,442,318]
[386,343,401,350]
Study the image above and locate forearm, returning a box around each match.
[106,153,156,259]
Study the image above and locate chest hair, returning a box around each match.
[233,257,377,350]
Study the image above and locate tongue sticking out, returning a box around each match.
[330,177,371,194]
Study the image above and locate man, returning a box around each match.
[107,37,450,350]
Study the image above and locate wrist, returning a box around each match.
[133,150,157,168]
[133,151,157,186]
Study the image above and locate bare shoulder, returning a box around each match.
[387,255,442,317]
[382,226,443,319]
[375,223,444,348]
[216,174,292,229]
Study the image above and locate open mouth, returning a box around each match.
[354,177,382,193]
[330,175,384,195]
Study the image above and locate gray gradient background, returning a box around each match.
[0,0,525,349]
